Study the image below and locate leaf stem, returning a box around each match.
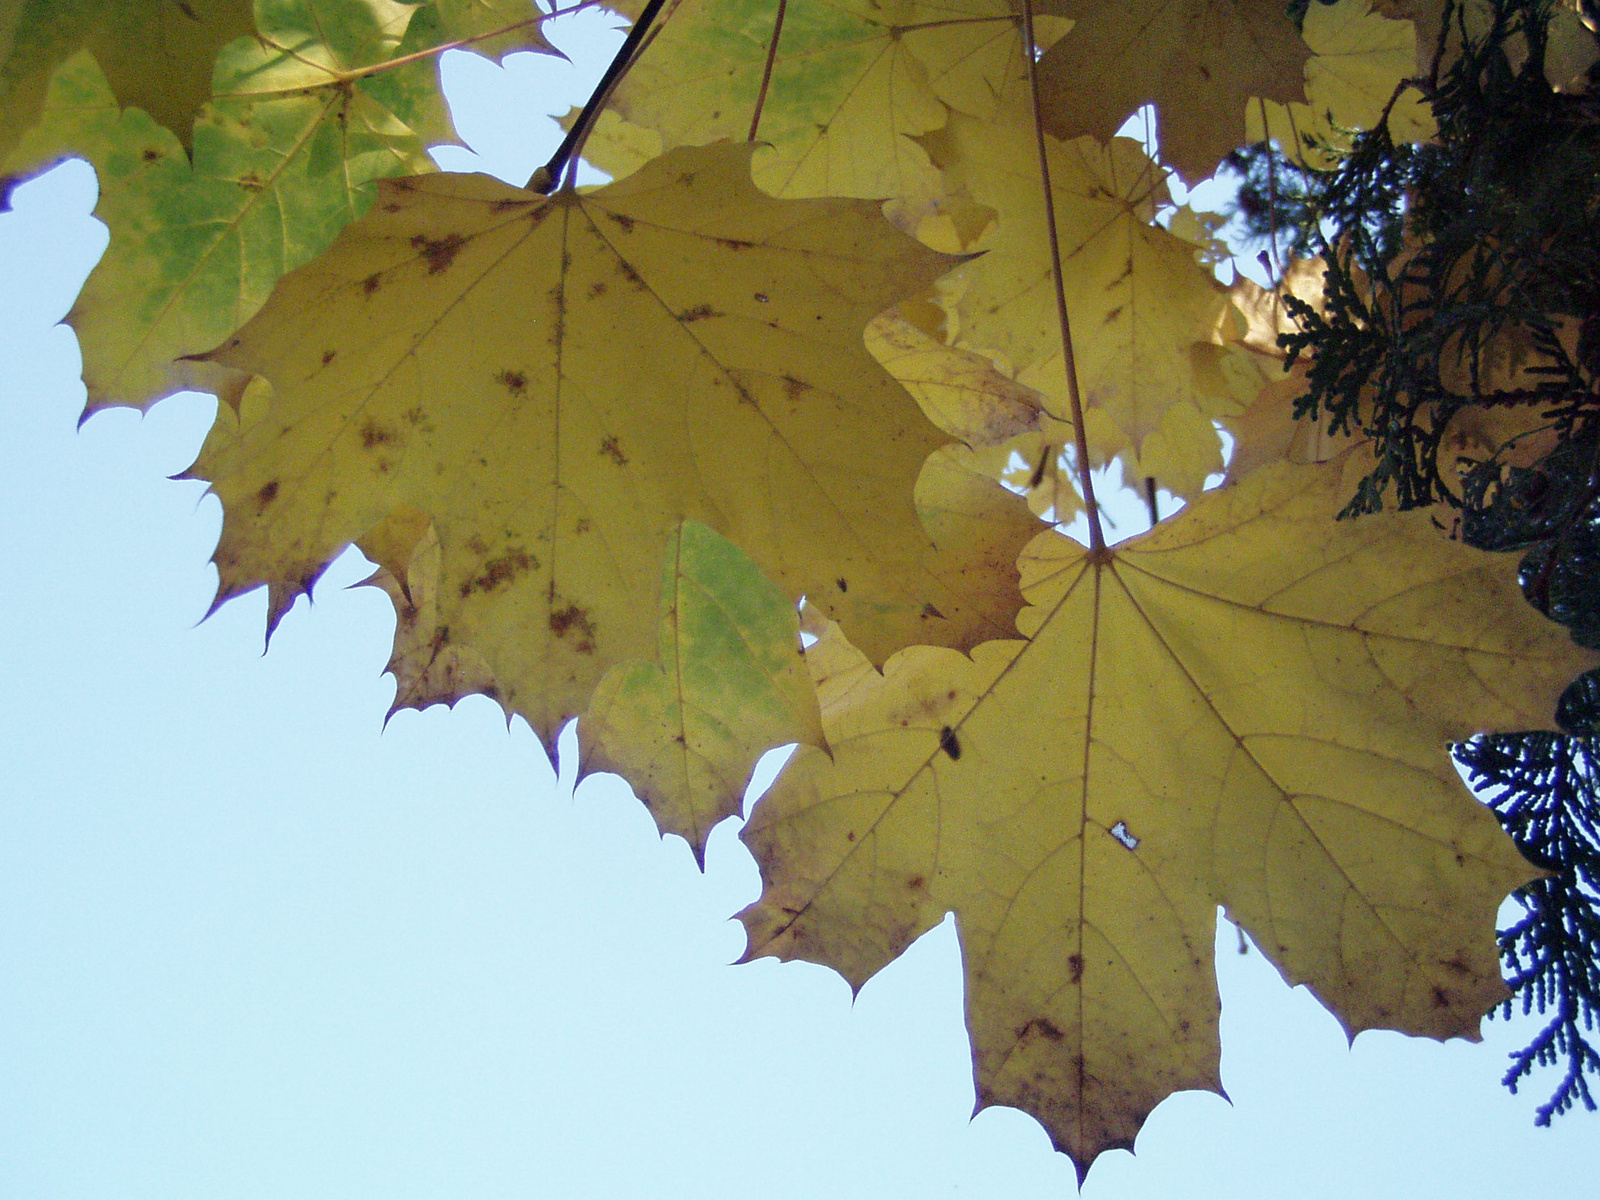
[1020,0,1105,554]
[747,0,790,142]
[528,0,671,192]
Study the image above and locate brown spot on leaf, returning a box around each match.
[679,303,717,323]
[599,435,628,466]
[1431,985,1451,1008]
[362,273,382,296]
[237,171,263,191]
[588,280,607,299]
[1068,953,1083,984]
[255,480,279,512]
[549,602,597,654]
[460,548,539,597]
[495,369,527,394]
[754,292,770,303]
[382,201,403,213]
[142,147,163,162]
[360,420,394,449]
[1017,1017,1065,1043]
[845,830,856,841]
[836,578,848,593]
[320,349,336,366]
[939,726,961,760]
[907,875,925,890]
[410,232,467,274]
[781,375,805,401]
[606,211,635,233]
[574,517,591,534]
[717,237,753,251]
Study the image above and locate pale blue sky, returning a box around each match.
[0,9,1594,1197]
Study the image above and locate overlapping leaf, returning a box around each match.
[927,102,1237,488]
[740,448,1595,1175]
[1036,0,1311,181]
[1245,0,1434,170]
[2,0,556,415]
[580,520,826,864]
[585,0,1066,207]
[0,0,255,169]
[192,143,1034,747]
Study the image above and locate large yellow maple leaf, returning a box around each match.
[191,143,1035,746]
[738,448,1595,1175]
[1036,0,1311,181]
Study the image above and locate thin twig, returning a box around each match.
[1021,0,1105,554]
[748,0,790,142]
[528,0,671,192]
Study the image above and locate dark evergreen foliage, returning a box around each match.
[1457,733,1600,1122]
[1227,0,1600,1119]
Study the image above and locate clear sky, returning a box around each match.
[0,9,1594,1197]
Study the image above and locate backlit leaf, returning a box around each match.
[0,0,254,169]
[1036,0,1310,181]
[581,520,825,865]
[739,449,1594,1175]
[191,143,1028,748]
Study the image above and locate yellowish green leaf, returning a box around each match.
[928,106,1233,457]
[865,306,1042,445]
[581,520,826,865]
[0,0,255,169]
[590,0,1045,207]
[1245,0,1434,170]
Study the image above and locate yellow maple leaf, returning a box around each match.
[927,106,1235,473]
[1245,0,1435,170]
[739,448,1594,1175]
[864,305,1043,446]
[1036,0,1310,182]
[190,143,1032,747]
[591,0,951,204]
